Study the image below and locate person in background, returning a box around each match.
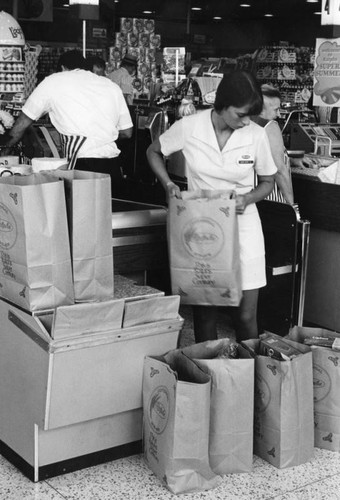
[108,54,138,105]
[147,71,277,343]
[252,84,294,204]
[87,56,106,77]
[1,50,133,197]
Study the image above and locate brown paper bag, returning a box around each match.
[166,340,254,474]
[46,170,114,302]
[242,337,314,468]
[288,325,340,452]
[0,173,74,311]
[167,190,242,306]
[143,353,221,495]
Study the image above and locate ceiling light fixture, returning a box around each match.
[213,16,222,19]
[69,0,99,4]
[240,4,251,7]
[264,13,274,17]
[191,7,202,11]
[143,10,153,14]
[314,11,322,14]
[306,0,318,3]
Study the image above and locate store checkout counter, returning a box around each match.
[111,198,169,290]
[291,155,340,331]
[285,119,340,331]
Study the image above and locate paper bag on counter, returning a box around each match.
[168,339,254,474]
[47,170,114,302]
[288,325,340,452]
[0,173,74,311]
[143,352,221,495]
[31,157,68,173]
[242,337,314,468]
[167,190,242,306]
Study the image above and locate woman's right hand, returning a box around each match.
[166,181,182,199]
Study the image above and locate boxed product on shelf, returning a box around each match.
[120,17,134,33]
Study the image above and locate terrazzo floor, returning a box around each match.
[2,306,340,500]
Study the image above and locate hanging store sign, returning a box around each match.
[313,38,340,106]
[321,0,340,26]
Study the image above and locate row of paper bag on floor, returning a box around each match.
[0,169,114,311]
[142,327,340,495]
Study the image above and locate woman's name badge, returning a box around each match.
[237,154,254,166]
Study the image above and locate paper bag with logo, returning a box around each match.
[242,337,314,469]
[165,339,254,474]
[46,170,114,302]
[143,352,221,495]
[0,173,74,311]
[288,325,340,452]
[167,190,242,306]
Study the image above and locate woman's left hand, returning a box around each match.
[235,194,250,214]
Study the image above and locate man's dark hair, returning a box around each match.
[57,50,87,72]
[87,56,106,72]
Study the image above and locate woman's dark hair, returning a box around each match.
[261,84,281,99]
[56,50,87,72]
[214,70,263,116]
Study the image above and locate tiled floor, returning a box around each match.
[2,306,340,499]
[2,449,340,500]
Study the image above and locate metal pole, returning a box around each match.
[297,220,310,326]
[13,0,19,18]
[82,19,86,58]
[186,0,191,35]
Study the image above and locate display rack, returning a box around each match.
[254,44,315,107]
[35,43,105,84]
[0,45,25,117]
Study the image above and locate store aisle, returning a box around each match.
[1,448,340,499]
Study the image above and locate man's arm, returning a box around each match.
[118,126,133,140]
[265,121,294,205]
[1,112,34,155]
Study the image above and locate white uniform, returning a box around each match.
[22,69,133,159]
[160,109,277,290]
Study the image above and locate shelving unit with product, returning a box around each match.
[254,43,316,147]
[35,43,105,84]
[254,44,315,107]
[0,42,26,118]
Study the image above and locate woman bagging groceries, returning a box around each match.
[146,70,277,343]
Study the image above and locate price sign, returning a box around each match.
[321,0,340,25]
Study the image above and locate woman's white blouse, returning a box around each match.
[160,108,277,194]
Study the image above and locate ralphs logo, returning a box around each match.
[182,217,224,259]
[313,363,331,402]
[0,202,17,250]
[148,386,170,435]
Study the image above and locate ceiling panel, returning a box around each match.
[52,0,322,24]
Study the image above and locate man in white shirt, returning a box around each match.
[2,50,133,197]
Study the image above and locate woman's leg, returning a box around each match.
[192,305,218,343]
[235,288,259,342]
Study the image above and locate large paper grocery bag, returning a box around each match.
[47,170,114,302]
[143,352,221,495]
[0,173,74,311]
[289,325,340,452]
[242,337,314,468]
[166,339,254,474]
[167,190,242,306]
